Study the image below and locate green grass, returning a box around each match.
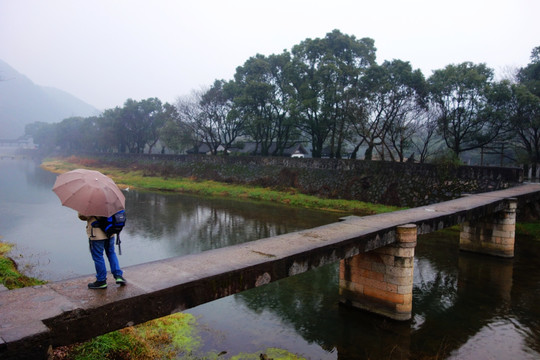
[0,241,46,289]
[42,157,402,216]
[55,312,307,360]
[67,330,149,360]
[516,222,540,240]
[57,313,213,360]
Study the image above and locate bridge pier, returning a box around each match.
[459,198,517,258]
[339,224,417,321]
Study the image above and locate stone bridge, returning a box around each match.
[2,184,540,359]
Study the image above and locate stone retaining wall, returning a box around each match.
[94,153,523,207]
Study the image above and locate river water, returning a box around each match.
[1,158,540,359]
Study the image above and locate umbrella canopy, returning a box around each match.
[52,168,125,217]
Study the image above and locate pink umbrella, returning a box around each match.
[52,169,125,217]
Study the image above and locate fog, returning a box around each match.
[1,0,538,110]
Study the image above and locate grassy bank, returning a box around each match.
[0,240,46,289]
[42,156,401,215]
[53,313,208,360]
[53,310,305,360]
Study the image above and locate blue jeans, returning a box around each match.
[90,237,123,282]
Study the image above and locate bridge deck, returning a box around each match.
[2,183,540,359]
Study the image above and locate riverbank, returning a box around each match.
[41,156,401,215]
[0,240,45,289]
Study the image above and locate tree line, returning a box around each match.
[26,30,540,168]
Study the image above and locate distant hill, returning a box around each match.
[0,59,100,139]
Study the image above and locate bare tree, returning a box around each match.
[409,106,442,163]
[174,90,206,153]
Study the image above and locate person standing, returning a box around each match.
[79,213,126,289]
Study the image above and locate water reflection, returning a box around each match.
[122,190,340,260]
[0,158,57,204]
[217,229,540,359]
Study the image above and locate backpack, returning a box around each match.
[91,210,126,255]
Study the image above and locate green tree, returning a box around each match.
[232,52,298,156]
[55,117,87,152]
[141,98,168,154]
[428,62,501,157]
[290,30,376,158]
[201,80,243,155]
[121,99,144,153]
[24,121,57,152]
[510,47,540,172]
[78,116,105,152]
[159,103,191,153]
[99,107,125,152]
[120,98,166,153]
[509,84,540,166]
[350,59,426,161]
[518,46,540,97]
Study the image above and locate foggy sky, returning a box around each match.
[1,0,538,110]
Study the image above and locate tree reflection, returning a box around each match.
[232,229,540,359]
[123,190,341,256]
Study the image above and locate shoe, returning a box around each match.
[88,280,107,289]
[115,275,127,286]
